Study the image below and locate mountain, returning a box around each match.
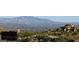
[0,16,65,31]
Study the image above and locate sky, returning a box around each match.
[36,16,79,22]
[0,16,79,22]
[0,16,18,18]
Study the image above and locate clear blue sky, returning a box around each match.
[36,16,79,22]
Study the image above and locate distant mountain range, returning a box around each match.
[0,16,78,31]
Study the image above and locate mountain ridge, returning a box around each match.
[0,16,77,31]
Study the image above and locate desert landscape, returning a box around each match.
[0,16,78,42]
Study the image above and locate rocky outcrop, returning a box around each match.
[57,24,78,32]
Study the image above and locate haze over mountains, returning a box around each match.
[0,16,78,31]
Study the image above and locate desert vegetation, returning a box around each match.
[15,24,79,42]
[0,24,79,42]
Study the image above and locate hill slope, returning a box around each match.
[0,16,65,31]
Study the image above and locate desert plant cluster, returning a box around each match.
[0,24,79,42]
[16,24,79,42]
